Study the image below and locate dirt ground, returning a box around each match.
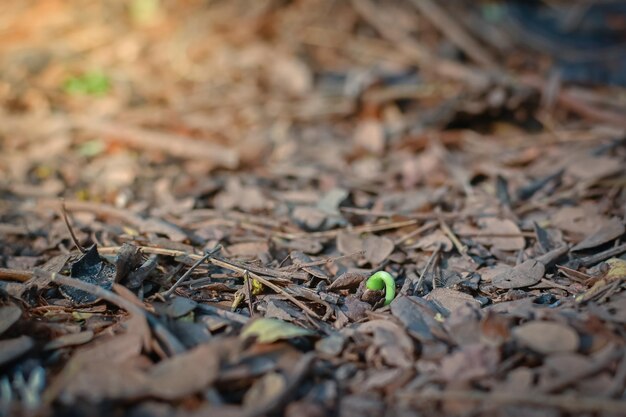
[1,1,625,416]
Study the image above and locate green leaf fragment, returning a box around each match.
[240,318,315,344]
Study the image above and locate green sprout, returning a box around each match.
[366,271,396,306]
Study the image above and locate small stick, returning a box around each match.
[339,207,466,220]
[162,245,221,298]
[282,251,364,270]
[195,304,249,325]
[456,231,535,238]
[416,244,441,293]
[579,243,626,267]
[244,270,255,317]
[61,200,85,253]
[281,218,421,240]
[439,219,466,255]
[395,220,438,246]
[0,268,32,282]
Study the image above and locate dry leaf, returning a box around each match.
[492,259,545,289]
[148,342,220,399]
[571,217,625,251]
[425,288,481,315]
[440,343,500,382]
[475,218,525,251]
[0,336,34,366]
[363,235,395,265]
[408,230,453,251]
[513,321,579,354]
[337,233,363,256]
[44,330,94,351]
[0,305,21,336]
[354,120,385,154]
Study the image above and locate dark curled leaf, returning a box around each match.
[61,245,115,306]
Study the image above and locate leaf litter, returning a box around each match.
[0,1,626,416]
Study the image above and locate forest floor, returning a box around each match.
[1,1,625,416]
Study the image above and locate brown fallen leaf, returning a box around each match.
[337,233,364,256]
[44,330,94,351]
[59,361,149,403]
[390,296,442,342]
[538,353,593,392]
[0,304,22,335]
[354,119,385,155]
[571,217,625,251]
[225,241,270,258]
[363,235,395,265]
[328,271,367,291]
[340,296,372,322]
[407,229,453,251]
[358,320,414,368]
[566,154,623,181]
[60,340,221,402]
[551,205,607,236]
[492,259,545,289]
[425,288,481,315]
[0,335,34,366]
[148,342,221,399]
[513,321,579,354]
[474,218,525,251]
[440,343,500,382]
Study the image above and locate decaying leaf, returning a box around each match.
[513,321,579,354]
[148,342,221,399]
[440,343,500,382]
[0,335,34,366]
[44,330,94,350]
[425,288,481,315]
[474,218,525,251]
[61,245,115,306]
[492,259,545,289]
[363,235,395,265]
[328,271,367,291]
[571,217,625,251]
[0,304,22,335]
